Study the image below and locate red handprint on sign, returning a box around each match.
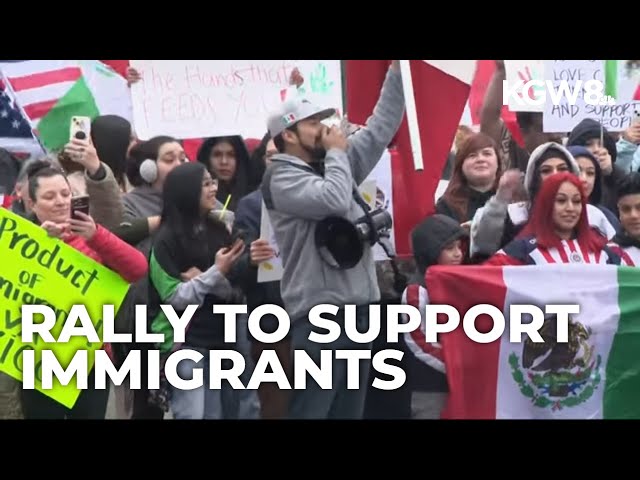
[517,66,543,102]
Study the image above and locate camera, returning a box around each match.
[315,206,394,270]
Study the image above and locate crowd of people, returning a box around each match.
[1,59,640,420]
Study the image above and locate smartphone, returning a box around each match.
[70,116,91,141]
[71,195,90,220]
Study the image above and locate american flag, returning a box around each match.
[0,70,44,157]
[1,60,83,154]
[0,61,82,125]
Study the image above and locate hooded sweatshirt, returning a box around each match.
[148,162,243,352]
[401,214,467,393]
[567,118,626,214]
[616,136,640,173]
[566,145,620,232]
[113,185,167,348]
[469,142,617,258]
[67,162,124,232]
[122,185,164,256]
[613,231,640,266]
[196,135,257,211]
[262,66,405,322]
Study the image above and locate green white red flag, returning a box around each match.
[426,264,640,419]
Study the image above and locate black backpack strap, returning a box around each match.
[261,159,319,210]
[260,163,278,211]
[352,187,378,245]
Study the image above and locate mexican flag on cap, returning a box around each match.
[426,264,640,419]
[0,60,132,151]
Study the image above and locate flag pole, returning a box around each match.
[399,60,424,171]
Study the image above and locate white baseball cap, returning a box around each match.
[267,97,336,138]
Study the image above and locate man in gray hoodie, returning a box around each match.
[261,61,404,419]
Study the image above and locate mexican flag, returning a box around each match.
[345,60,477,257]
[0,60,132,151]
[601,60,640,102]
[426,264,640,419]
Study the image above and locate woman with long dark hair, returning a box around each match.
[567,145,621,232]
[147,162,247,418]
[196,135,258,211]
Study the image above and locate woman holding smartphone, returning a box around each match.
[19,160,148,419]
[147,162,249,419]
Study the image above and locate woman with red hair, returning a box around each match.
[485,172,622,266]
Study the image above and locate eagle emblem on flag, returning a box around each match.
[508,315,602,411]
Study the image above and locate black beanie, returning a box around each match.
[567,118,617,164]
[411,214,467,275]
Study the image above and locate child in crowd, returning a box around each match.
[401,214,467,419]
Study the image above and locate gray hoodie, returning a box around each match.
[263,67,405,322]
[469,142,617,257]
[123,185,164,256]
[122,184,233,256]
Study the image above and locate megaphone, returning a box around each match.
[315,208,393,270]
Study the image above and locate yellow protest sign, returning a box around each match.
[0,208,131,409]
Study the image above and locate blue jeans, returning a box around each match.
[236,313,260,419]
[170,347,237,419]
[288,305,372,419]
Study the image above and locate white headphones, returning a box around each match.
[139,158,158,184]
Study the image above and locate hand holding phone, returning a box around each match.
[230,228,247,245]
[69,210,97,241]
[70,116,91,141]
[71,195,90,220]
[215,240,246,275]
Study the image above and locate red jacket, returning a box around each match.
[62,224,147,360]
[65,224,148,283]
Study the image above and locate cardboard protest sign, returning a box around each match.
[0,209,131,408]
[128,60,344,140]
[257,201,283,284]
[543,60,640,133]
